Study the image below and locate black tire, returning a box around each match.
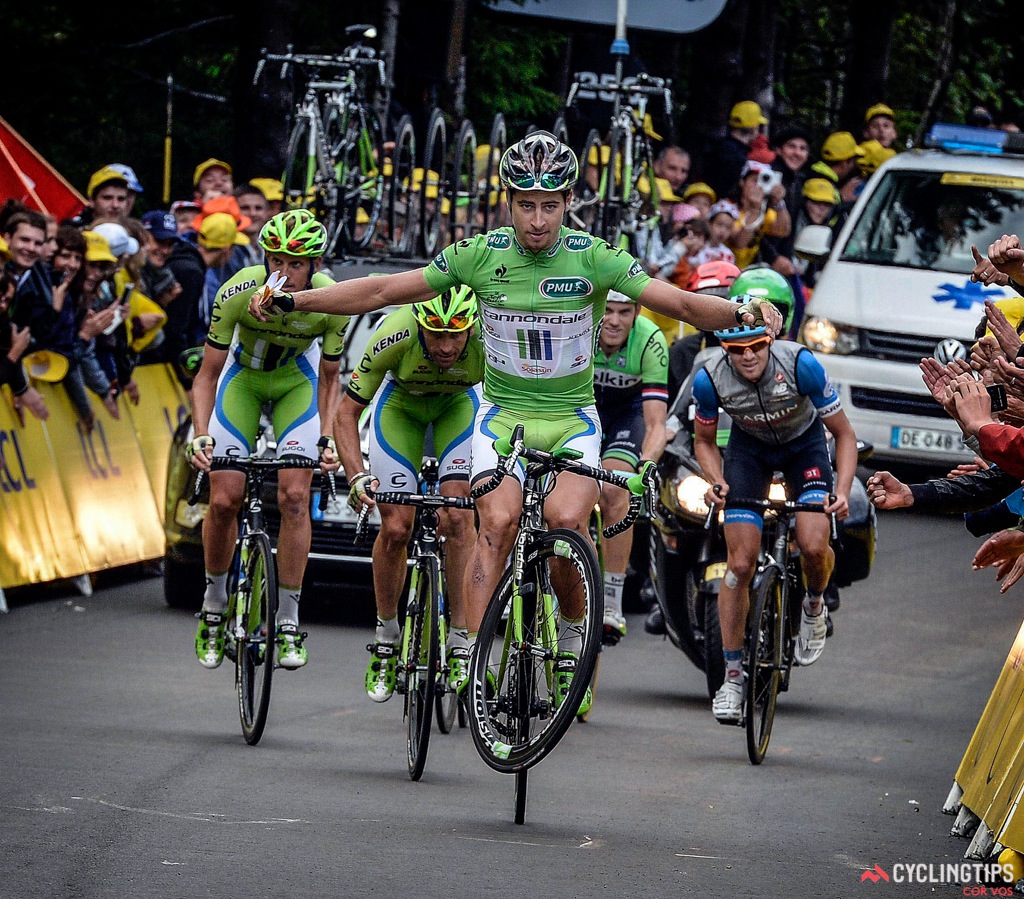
[481,114,507,233]
[746,566,784,765]
[236,532,278,746]
[514,769,529,825]
[447,118,479,243]
[163,554,204,610]
[435,564,458,735]
[571,128,604,235]
[602,125,630,248]
[551,114,569,145]
[468,528,602,774]
[405,562,439,780]
[335,104,385,254]
[702,591,726,699]
[282,113,335,247]
[419,108,448,258]
[387,114,417,257]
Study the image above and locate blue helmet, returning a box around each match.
[712,323,770,343]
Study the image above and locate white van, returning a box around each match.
[797,124,1024,466]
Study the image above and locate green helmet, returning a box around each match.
[414,285,478,332]
[728,267,795,333]
[259,209,327,257]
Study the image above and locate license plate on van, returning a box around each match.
[890,426,959,453]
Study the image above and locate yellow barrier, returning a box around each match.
[0,364,189,589]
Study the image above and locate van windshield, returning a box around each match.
[840,170,1024,272]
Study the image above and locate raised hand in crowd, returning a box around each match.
[7,322,31,361]
[18,385,49,422]
[983,300,1023,361]
[973,528,1024,593]
[948,372,999,436]
[988,234,1024,286]
[866,470,914,509]
[123,380,140,405]
[970,335,1003,377]
[920,355,972,424]
[78,305,118,341]
[972,245,1010,287]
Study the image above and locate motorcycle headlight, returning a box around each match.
[800,316,859,354]
[676,474,712,520]
[768,481,788,502]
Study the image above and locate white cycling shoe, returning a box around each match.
[794,607,828,666]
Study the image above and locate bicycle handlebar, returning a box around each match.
[187,455,335,511]
[718,493,839,542]
[254,47,384,86]
[566,72,673,113]
[353,488,474,546]
[470,423,656,539]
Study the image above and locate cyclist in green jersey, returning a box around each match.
[593,290,669,642]
[188,209,349,671]
[335,287,484,701]
[249,131,782,699]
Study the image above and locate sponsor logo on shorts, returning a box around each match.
[563,234,593,252]
[805,467,821,479]
[390,473,410,488]
[539,277,593,299]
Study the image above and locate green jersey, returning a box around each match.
[207,266,350,370]
[594,315,670,410]
[346,305,485,404]
[423,227,651,413]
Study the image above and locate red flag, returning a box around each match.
[0,115,86,221]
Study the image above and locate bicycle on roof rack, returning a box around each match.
[254,24,386,260]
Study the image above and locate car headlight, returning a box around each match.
[676,474,712,520]
[801,316,859,354]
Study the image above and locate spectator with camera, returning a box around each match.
[727,159,791,269]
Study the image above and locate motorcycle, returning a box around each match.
[647,346,878,698]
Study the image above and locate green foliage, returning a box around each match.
[465,22,566,128]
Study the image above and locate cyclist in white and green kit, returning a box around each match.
[249,131,783,704]
[188,209,348,671]
[334,287,484,701]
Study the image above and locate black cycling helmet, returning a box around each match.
[499,130,579,193]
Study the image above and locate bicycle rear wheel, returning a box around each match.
[405,561,439,780]
[746,566,784,765]
[418,108,448,258]
[469,528,602,775]
[602,125,630,248]
[480,113,507,232]
[570,128,604,235]
[447,118,479,244]
[330,105,385,255]
[236,532,278,746]
[282,114,334,237]
[435,568,458,734]
[387,114,417,257]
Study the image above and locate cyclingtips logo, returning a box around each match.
[859,862,1014,893]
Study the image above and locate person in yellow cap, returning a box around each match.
[682,182,716,218]
[248,177,284,215]
[863,103,898,149]
[857,139,897,180]
[192,158,234,203]
[792,177,844,290]
[191,212,242,334]
[813,132,865,204]
[702,100,770,200]
[71,166,132,228]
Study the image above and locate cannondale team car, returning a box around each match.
[162,308,393,609]
[796,123,1024,466]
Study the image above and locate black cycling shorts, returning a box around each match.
[598,400,645,467]
[722,417,833,528]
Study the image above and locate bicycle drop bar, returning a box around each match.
[730,495,839,543]
[187,456,333,510]
[371,491,475,511]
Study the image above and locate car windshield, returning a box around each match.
[840,169,1024,273]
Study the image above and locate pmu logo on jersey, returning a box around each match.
[563,234,593,252]
[539,276,593,299]
[432,252,449,273]
[487,233,512,250]
[627,261,644,278]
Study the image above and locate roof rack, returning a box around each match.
[924,123,1024,156]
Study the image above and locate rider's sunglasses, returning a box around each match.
[508,172,567,191]
[263,235,306,254]
[420,312,473,333]
[723,337,771,355]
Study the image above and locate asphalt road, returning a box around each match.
[2,504,1021,898]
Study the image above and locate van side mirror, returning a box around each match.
[794,224,833,261]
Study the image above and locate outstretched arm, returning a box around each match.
[638,278,784,337]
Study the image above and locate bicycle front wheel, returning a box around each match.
[602,125,630,248]
[387,114,417,257]
[469,528,602,774]
[435,568,459,735]
[335,106,385,254]
[236,532,278,746]
[405,561,439,780]
[282,114,334,241]
[746,566,784,765]
[572,128,604,235]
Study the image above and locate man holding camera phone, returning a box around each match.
[728,160,791,269]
